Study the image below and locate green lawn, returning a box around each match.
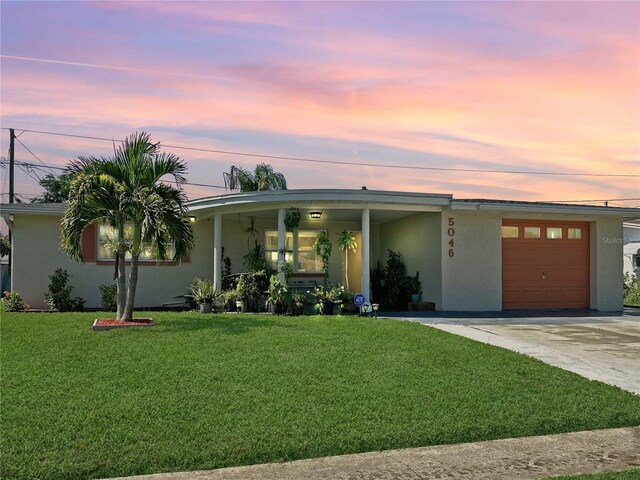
[2,312,639,480]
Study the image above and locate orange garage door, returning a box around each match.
[502,221,590,309]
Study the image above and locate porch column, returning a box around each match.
[361,208,370,303]
[213,214,222,293]
[277,207,286,284]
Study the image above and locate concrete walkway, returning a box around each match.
[105,427,640,480]
[385,310,640,396]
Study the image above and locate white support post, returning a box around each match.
[277,208,286,284]
[213,214,222,293]
[361,208,370,304]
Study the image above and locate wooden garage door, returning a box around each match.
[502,221,590,309]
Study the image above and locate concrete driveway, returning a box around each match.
[383,308,640,395]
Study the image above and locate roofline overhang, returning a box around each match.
[452,200,640,220]
[187,189,453,215]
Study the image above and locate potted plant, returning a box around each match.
[267,274,288,315]
[284,207,301,232]
[187,278,216,313]
[409,271,422,303]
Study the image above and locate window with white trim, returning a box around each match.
[97,224,175,262]
[265,230,323,273]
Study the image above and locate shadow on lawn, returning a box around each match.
[159,314,297,335]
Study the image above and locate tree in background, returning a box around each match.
[61,132,195,321]
[223,163,287,192]
[0,233,10,257]
[31,172,75,203]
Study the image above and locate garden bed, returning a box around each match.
[92,318,155,331]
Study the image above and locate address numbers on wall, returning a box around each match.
[448,217,455,257]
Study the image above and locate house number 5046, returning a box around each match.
[447,217,455,257]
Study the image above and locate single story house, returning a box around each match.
[623,221,640,279]
[2,189,639,312]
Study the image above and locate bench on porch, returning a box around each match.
[287,274,325,294]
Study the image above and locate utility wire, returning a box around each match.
[4,127,640,178]
[14,137,49,169]
[0,159,638,203]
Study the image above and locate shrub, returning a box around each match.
[624,273,640,306]
[44,268,85,312]
[2,290,26,312]
[98,284,117,311]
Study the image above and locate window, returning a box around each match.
[546,227,562,239]
[501,226,519,238]
[97,224,175,262]
[635,254,640,268]
[568,228,582,239]
[265,230,323,273]
[524,226,541,238]
[265,230,293,270]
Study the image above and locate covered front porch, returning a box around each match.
[187,189,450,308]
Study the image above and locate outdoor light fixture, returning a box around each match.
[372,303,379,318]
[309,211,322,219]
[188,216,197,223]
[361,304,370,317]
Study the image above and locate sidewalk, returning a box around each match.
[105,426,640,480]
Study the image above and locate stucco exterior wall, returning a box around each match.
[12,214,214,309]
[440,211,503,311]
[377,213,442,308]
[591,218,624,311]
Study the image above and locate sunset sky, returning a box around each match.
[1,1,639,205]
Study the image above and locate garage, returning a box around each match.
[502,220,590,309]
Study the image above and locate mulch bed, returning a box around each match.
[92,318,155,331]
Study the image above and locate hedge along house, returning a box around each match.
[2,189,639,312]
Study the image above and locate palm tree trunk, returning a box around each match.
[116,252,126,320]
[123,253,139,321]
[344,250,350,290]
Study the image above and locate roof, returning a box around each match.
[2,189,639,220]
[452,198,640,219]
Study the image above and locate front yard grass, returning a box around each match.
[2,312,639,479]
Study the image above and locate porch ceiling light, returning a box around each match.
[309,211,322,219]
[188,216,197,223]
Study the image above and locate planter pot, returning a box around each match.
[235,300,245,313]
[303,302,318,315]
[273,300,285,315]
[199,302,213,314]
[322,300,336,315]
[411,293,422,302]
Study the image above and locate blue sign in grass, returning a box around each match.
[354,294,365,306]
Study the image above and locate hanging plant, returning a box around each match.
[284,207,301,232]
[314,230,333,285]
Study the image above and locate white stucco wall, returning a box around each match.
[377,213,442,308]
[12,214,214,309]
[440,211,503,311]
[591,218,624,311]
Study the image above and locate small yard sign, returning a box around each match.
[354,294,365,306]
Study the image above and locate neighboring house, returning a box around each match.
[623,221,640,279]
[2,189,639,312]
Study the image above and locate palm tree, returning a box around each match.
[61,132,195,321]
[223,163,287,192]
[337,230,357,290]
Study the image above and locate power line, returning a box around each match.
[0,159,638,202]
[0,160,227,189]
[4,127,640,178]
[14,137,49,169]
